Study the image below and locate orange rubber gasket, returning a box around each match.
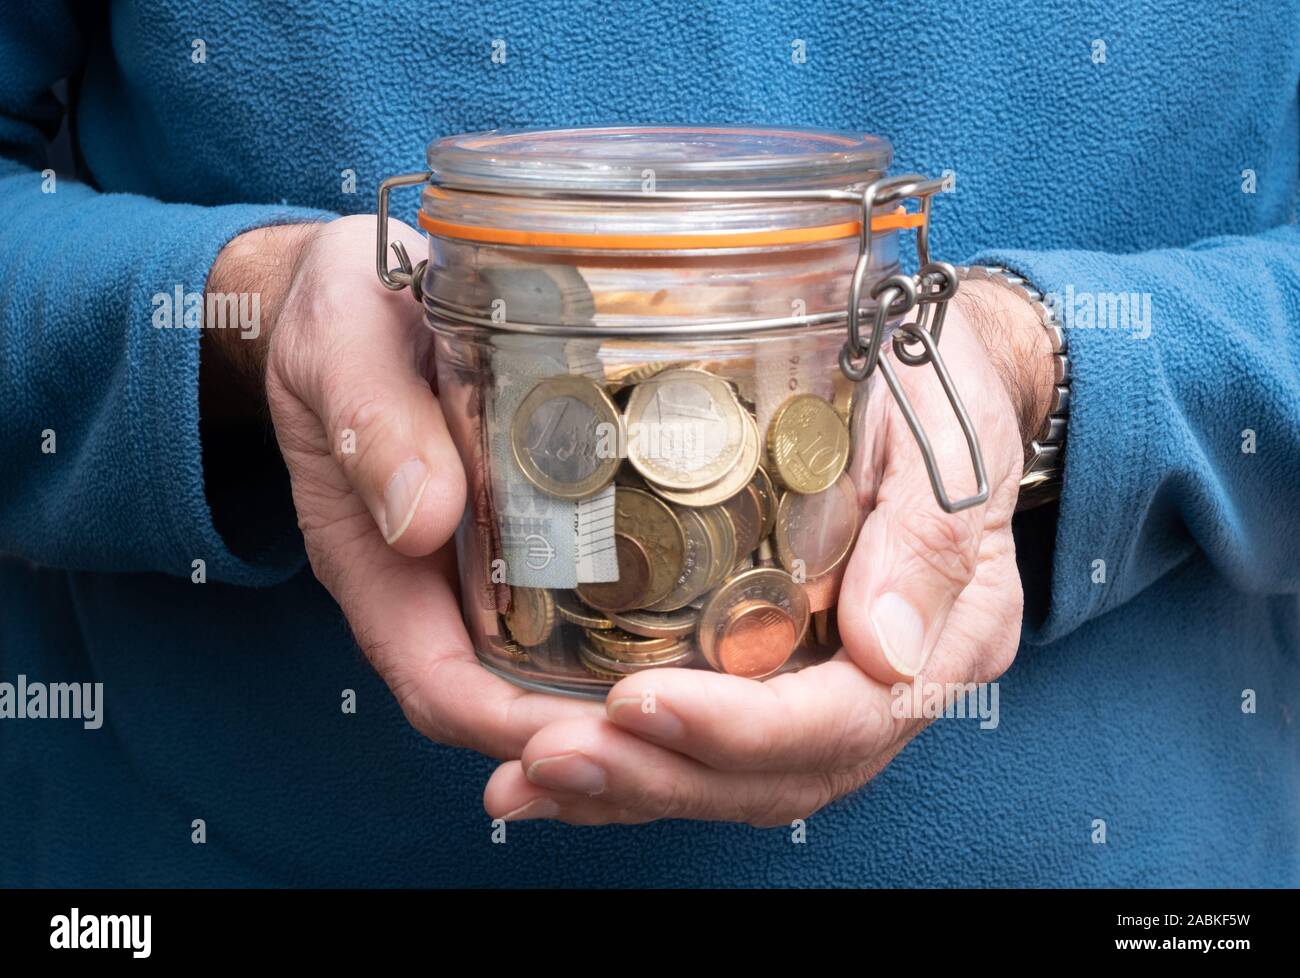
[416,206,924,250]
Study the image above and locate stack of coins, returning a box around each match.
[498,361,861,682]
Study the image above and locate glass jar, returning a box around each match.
[374,126,986,698]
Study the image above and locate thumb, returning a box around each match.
[321,363,466,556]
[838,422,984,684]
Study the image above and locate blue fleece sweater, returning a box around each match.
[1,0,1298,887]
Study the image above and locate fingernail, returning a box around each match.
[382,457,429,543]
[607,696,685,741]
[526,753,606,796]
[870,591,929,676]
[501,797,561,822]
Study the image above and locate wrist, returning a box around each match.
[202,222,318,420]
[953,277,1057,458]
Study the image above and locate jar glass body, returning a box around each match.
[419,127,903,697]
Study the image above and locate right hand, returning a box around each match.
[210,215,601,762]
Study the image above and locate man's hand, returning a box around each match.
[206,216,600,761]
[482,281,1052,824]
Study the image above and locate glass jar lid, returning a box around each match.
[421,126,900,253]
[426,125,892,193]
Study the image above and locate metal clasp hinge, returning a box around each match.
[375,170,432,300]
[838,174,988,513]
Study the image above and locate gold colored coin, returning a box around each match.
[645,506,715,612]
[617,487,687,609]
[584,628,679,657]
[625,368,747,490]
[604,359,690,391]
[608,606,699,639]
[753,465,778,540]
[498,639,530,662]
[555,591,614,630]
[649,410,761,508]
[766,393,850,494]
[772,472,861,579]
[697,567,810,679]
[511,375,623,499]
[504,587,556,648]
[832,376,857,425]
[697,504,737,591]
[576,644,628,681]
[578,638,696,677]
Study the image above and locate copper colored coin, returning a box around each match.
[716,600,798,679]
[575,533,653,612]
[773,473,861,579]
[802,564,845,613]
[697,567,809,677]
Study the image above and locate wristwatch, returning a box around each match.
[957,265,1070,509]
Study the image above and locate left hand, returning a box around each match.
[483,281,1053,825]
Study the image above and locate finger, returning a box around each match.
[321,370,465,556]
[347,546,604,760]
[295,218,466,556]
[837,343,995,683]
[484,717,869,827]
[600,657,903,773]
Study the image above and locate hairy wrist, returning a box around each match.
[201,222,318,420]
[954,278,1056,458]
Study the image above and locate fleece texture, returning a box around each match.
[1,0,1298,886]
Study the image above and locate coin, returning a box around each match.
[753,465,778,540]
[615,487,687,608]
[576,532,653,612]
[604,359,690,391]
[697,504,737,590]
[772,473,861,579]
[498,639,530,662]
[576,648,627,681]
[578,638,696,677]
[510,375,623,499]
[585,628,679,659]
[802,563,845,613]
[766,393,850,494]
[812,609,834,647]
[717,600,798,679]
[555,591,615,630]
[649,410,761,508]
[645,506,715,612]
[832,376,856,425]
[504,587,556,648]
[697,567,810,678]
[721,480,764,559]
[608,606,699,639]
[625,368,747,490]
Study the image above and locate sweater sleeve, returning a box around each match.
[0,2,334,585]
[975,223,1300,643]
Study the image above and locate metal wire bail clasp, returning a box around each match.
[375,171,433,300]
[839,174,989,514]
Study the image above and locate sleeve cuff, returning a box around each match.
[130,201,336,588]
